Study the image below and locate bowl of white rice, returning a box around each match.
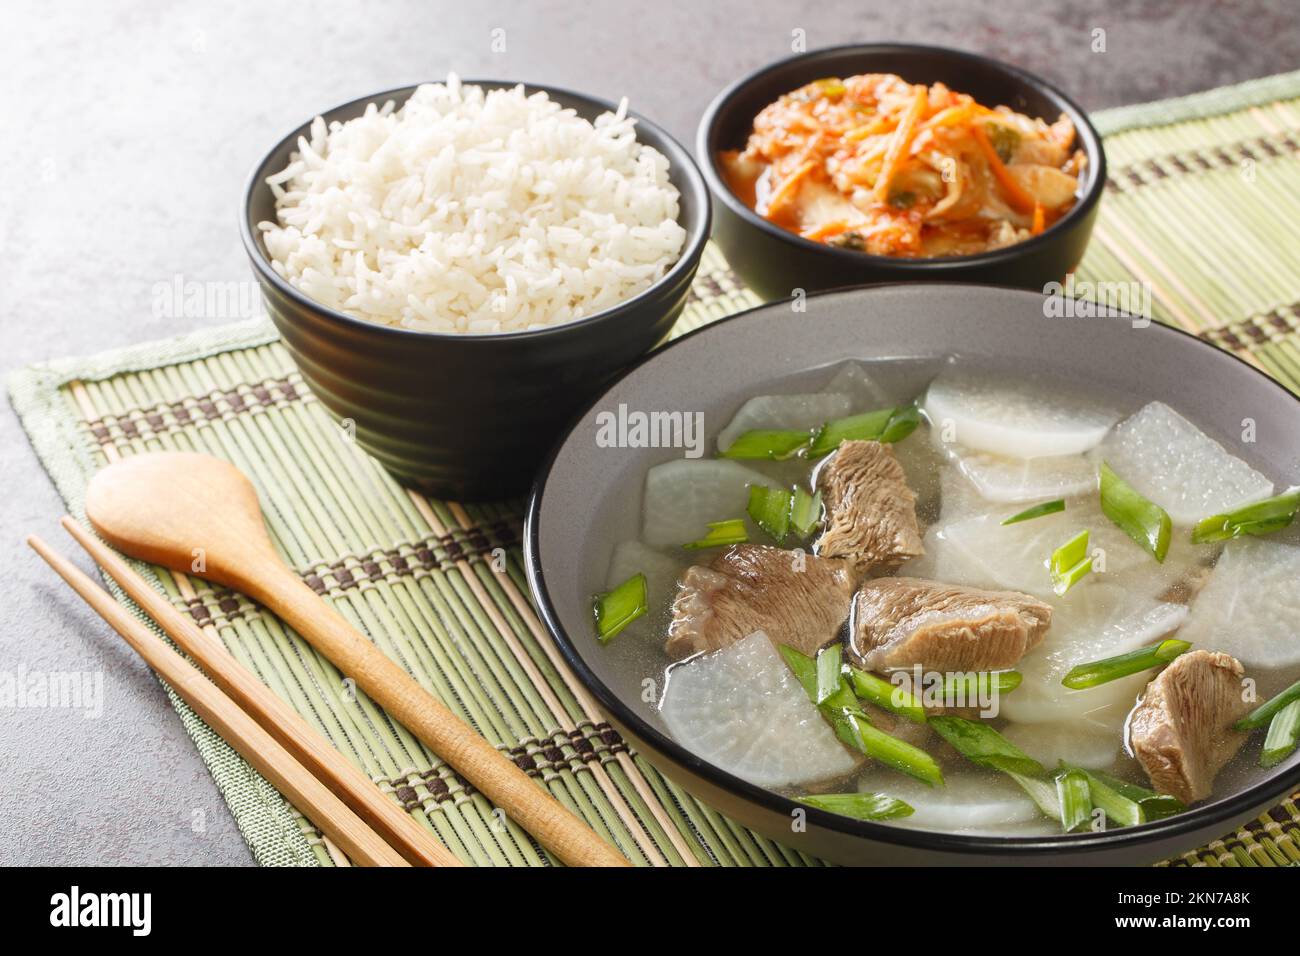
[241,77,709,498]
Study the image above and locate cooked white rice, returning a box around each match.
[259,75,687,333]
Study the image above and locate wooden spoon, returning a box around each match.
[85,451,629,868]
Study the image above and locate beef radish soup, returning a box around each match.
[589,359,1300,837]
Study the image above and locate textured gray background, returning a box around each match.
[2,0,1297,866]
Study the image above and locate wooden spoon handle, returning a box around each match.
[249,563,630,867]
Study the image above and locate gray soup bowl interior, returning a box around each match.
[526,283,1300,865]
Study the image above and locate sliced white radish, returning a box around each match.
[941,444,1097,504]
[1177,537,1300,669]
[715,392,852,453]
[917,497,1201,601]
[1002,720,1121,770]
[937,465,993,523]
[856,770,1041,832]
[914,507,1077,599]
[923,370,1118,459]
[641,459,779,548]
[1002,584,1189,725]
[1097,401,1273,525]
[821,361,893,408]
[659,631,860,788]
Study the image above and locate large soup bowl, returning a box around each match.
[525,283,1300,865]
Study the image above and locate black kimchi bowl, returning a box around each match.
[241,81,710,501]
[697,44,1106,301]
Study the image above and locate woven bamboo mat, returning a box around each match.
[11,71,1300,868]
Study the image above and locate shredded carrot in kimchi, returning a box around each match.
[719,74,1085,258]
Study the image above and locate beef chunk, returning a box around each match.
[666,544,854,659]
[815,440,924,572]
[1128,650,1252,804]
[849,577,1052,672]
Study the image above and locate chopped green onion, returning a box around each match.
[797,791,914,821]
[879,404,923,444]
[1261,699,1300,768]
[1234,677,1300,731]
[1064,764,1143,828]
[888,190,918,210]
[1014,763,1183,833]
[681,519,748,550]
[1061,638,1191,689]
[928,715,1045,777]
[1194,514,1294,544]
[1051,557,1093,595]
[785,649,881,761]
[932,720,1115,834]
[1054,767,1094,832]
[813,77,847,99]
[821,700,869,754]
[815,644,843,705]
[807,408,895,458]
[1049,529,1093,595]
[1051,529,1090,571]
[1006,771,1060,819]
[997,671,1024,694]
[780,645,943,786]
[592,573,647,644]
[806,404,921,458]
[942,670,1022,704]
[1056,763,1177,829]
[851,716,945,786]
[986,123,1022,164]
[1081,767,1185,821]
[788,487,823,538]
[1191,486,1300,544]
[747,485,792,541]
[720,429,811,460]
[845,665,926,723]
[1002,498,1065,526]
[780,645,856,713]
[749,484,825,542]
[1221,516,1295,538]
[1099,461,1172,562]
[779,644,816,688]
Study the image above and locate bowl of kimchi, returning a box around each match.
[697,44,1106,300]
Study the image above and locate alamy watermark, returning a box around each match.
[891,665,1005,718]
[152,274,264,321]
[50,886,151,936]
[0,669,104,719]
[594,403,705,458]
[1043,276,1152,328]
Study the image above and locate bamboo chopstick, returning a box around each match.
[27,534,411,868]
[55,516,462,868]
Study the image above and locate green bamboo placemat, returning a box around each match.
[11,71,1300,868]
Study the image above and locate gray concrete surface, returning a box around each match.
[2,0,1297,866]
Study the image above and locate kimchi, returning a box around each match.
[720,74,1086,257]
